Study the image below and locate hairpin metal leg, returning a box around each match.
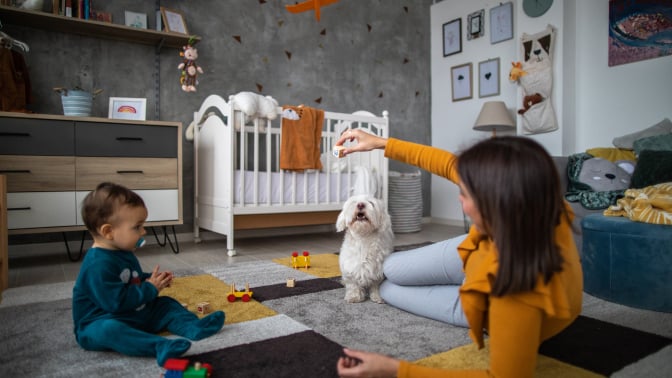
[151,226,180,254]
[63,231,87,262]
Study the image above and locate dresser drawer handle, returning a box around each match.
[117,170,144,174]
[8,207,31,211]
[0,169,31,174]
[0,132,31,137]
[116,137,143,141]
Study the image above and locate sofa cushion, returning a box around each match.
[577,157,630,192]
[630,150,672,189]
[565,153,626,210]
[633,132,672,157]
[585,147,636,162]
[612,118,672,150]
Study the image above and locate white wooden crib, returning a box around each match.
[191,94,389,256]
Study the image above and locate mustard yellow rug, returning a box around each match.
[416,341,604,377]
[161,274,276,325]
[272,253,342,278]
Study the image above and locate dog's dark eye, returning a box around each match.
[368,201,375,208]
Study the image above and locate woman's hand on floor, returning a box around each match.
[336,348,399,378]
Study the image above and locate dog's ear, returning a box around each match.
[336,208,347,232]
[375,198,393,232]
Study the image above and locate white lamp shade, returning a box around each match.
[473,101,515,133]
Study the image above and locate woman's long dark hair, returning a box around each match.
[457,137,567,296]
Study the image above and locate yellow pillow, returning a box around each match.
[585,147,636,162]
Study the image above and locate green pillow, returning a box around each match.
[613,118,672,149]
[630,150,672,189]
[633,132,672,157]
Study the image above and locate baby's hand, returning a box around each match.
[147,265,173,292]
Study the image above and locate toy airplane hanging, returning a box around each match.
[285,0,339,22]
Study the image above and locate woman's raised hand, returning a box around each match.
[335,129,388,156]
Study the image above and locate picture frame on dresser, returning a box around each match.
[108,97,147,120]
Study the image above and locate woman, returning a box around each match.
[334,131,583,378]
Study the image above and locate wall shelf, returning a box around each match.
[0,5,198,49]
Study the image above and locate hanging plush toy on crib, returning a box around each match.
[178,36,203,92]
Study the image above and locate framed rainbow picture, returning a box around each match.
[108,97,147,120]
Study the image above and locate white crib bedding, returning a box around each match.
[233,170,356,205]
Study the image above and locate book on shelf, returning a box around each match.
[51,0,91,19]
[83,0,89,19]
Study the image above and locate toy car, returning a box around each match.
[227,282,253,302]
[291,251,310,269]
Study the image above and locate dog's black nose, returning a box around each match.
[357,202,365,210]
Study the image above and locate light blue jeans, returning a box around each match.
[380,234,469,327]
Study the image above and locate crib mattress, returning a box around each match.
[234,170,355,205]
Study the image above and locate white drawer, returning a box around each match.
[7,192,77,229]
[76,189,179,225]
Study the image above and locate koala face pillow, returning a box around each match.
[578,157,631,192]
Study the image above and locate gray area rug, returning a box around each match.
[1,258,670,377]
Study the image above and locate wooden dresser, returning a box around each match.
[0,112,183,235]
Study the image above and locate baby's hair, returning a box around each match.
[81,182,146,235]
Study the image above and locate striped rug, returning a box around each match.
[0,250,669,377]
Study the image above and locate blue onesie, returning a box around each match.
[72,247,225,366]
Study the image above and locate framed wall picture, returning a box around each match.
[451,63,472,102]
[124,11,147,29]
[467,9,484,40]
[442,18,462,57]
[478,58,500,98]
[160,7,189,34]
[490,2,513,44]
[108,97,147,120]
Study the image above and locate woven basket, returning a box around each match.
[388,171,422,233]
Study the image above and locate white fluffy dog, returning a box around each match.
[336,194,394,303]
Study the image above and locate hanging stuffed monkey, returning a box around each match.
[178,37,203,92]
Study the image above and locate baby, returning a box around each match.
[72,182,225,366]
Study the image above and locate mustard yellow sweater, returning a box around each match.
[385,138,584,378]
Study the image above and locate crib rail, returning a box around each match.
[230,105,388,212]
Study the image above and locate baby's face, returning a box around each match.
[109,205,148,251]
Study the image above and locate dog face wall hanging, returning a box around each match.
[517,25,558,135]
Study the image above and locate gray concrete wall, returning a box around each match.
[5,0,432,237]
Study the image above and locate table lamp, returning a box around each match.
[473,101,515,137]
